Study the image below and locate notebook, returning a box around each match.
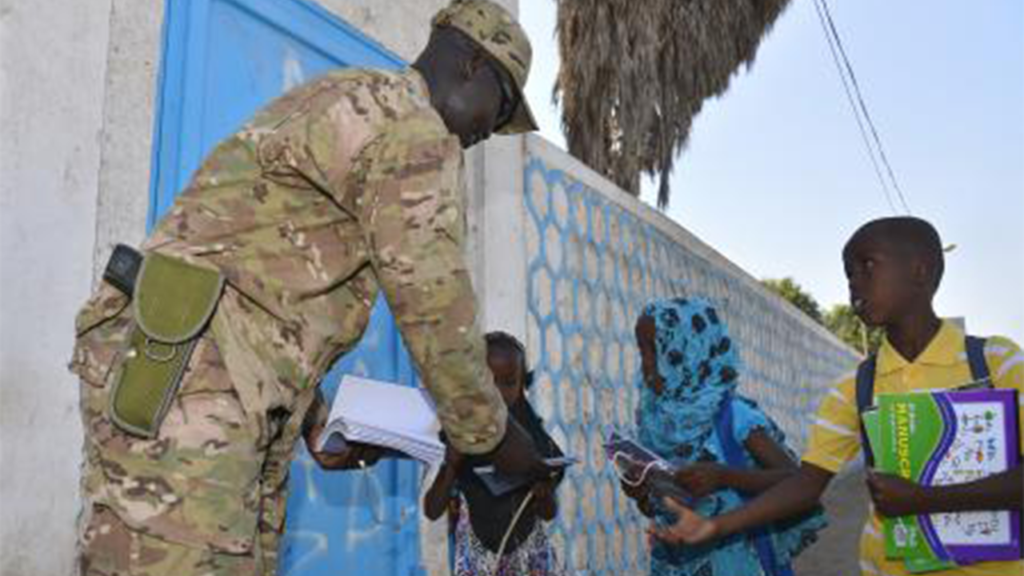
[864,388,1021,573]
[604,431,694,505]
[472,457,578,496]
[316,375,445,467]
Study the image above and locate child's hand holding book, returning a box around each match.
[867,470,928,518]
[675,463,728,498]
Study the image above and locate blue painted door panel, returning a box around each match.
[150,0,403,227]
[282,298,425,576]
[149,2,425,575]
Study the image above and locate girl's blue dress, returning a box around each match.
[636,298,826,576]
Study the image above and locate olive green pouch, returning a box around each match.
[110,252,225,438]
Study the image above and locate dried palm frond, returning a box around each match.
[555,0,792,208]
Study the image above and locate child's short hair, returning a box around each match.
[847,216,945,291]
[485,331,535,389]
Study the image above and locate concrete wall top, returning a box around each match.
[526,135,859,355]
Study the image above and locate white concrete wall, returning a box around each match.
[0,1,113,575]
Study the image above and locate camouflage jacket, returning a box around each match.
[139,68,507,455]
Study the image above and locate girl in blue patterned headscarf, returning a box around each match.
[627,298,825,576]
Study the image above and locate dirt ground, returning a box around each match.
[793,468,869,576]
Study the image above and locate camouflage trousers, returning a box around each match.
[72,283,312,576]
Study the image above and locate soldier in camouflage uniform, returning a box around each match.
[70,1,543,574]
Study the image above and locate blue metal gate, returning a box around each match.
[149,2,426,575]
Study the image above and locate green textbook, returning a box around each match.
[866,389,1020,573]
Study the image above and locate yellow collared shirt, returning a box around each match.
[803,320,1024,576]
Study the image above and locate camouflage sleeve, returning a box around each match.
[358,116,507,455]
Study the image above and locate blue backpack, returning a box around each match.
[715,399,797,576]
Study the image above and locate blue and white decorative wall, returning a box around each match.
[520,137,859,575]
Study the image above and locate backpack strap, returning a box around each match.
[714,398,794,576]
[965,336,990,384]
[855,336,990,468]
[715,396,742,466]
[855,355,878,468]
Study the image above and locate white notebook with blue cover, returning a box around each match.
[316,375,445,466]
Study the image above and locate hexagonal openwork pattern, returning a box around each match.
[523,154,858,575]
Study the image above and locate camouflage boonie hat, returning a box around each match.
[432,0,538,134]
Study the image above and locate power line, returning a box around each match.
[814,0,912,215]
[819,0,911,214]
[812,0,896,214]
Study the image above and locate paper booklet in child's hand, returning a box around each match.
[317,374,445,467]
[472,457,578,497]
[604,431,695,505]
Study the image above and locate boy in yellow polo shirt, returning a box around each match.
[650,217,1023,576]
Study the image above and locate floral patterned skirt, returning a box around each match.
[453,494,567,576]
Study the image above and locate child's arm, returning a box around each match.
[867,464,1023,517]
[423,463,458,520]
[651,461,833,545]
[675,429,797,497]
[424,448,463,521]
[531,479,559,521]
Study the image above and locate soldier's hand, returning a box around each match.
[311,441,385,471]
[304,420,385,470]
[489,417,547,478]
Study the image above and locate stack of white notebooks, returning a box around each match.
[316,375,445,467]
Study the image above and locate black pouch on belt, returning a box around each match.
[109,252,225,438]
[103,244,144,297]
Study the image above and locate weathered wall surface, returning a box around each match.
[0,1,113,574]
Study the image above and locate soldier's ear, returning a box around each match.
[460,51,490,83]
[456,50,473,79]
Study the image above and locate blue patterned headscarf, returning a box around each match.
[636,298,739,461]
[634,298,826,576]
